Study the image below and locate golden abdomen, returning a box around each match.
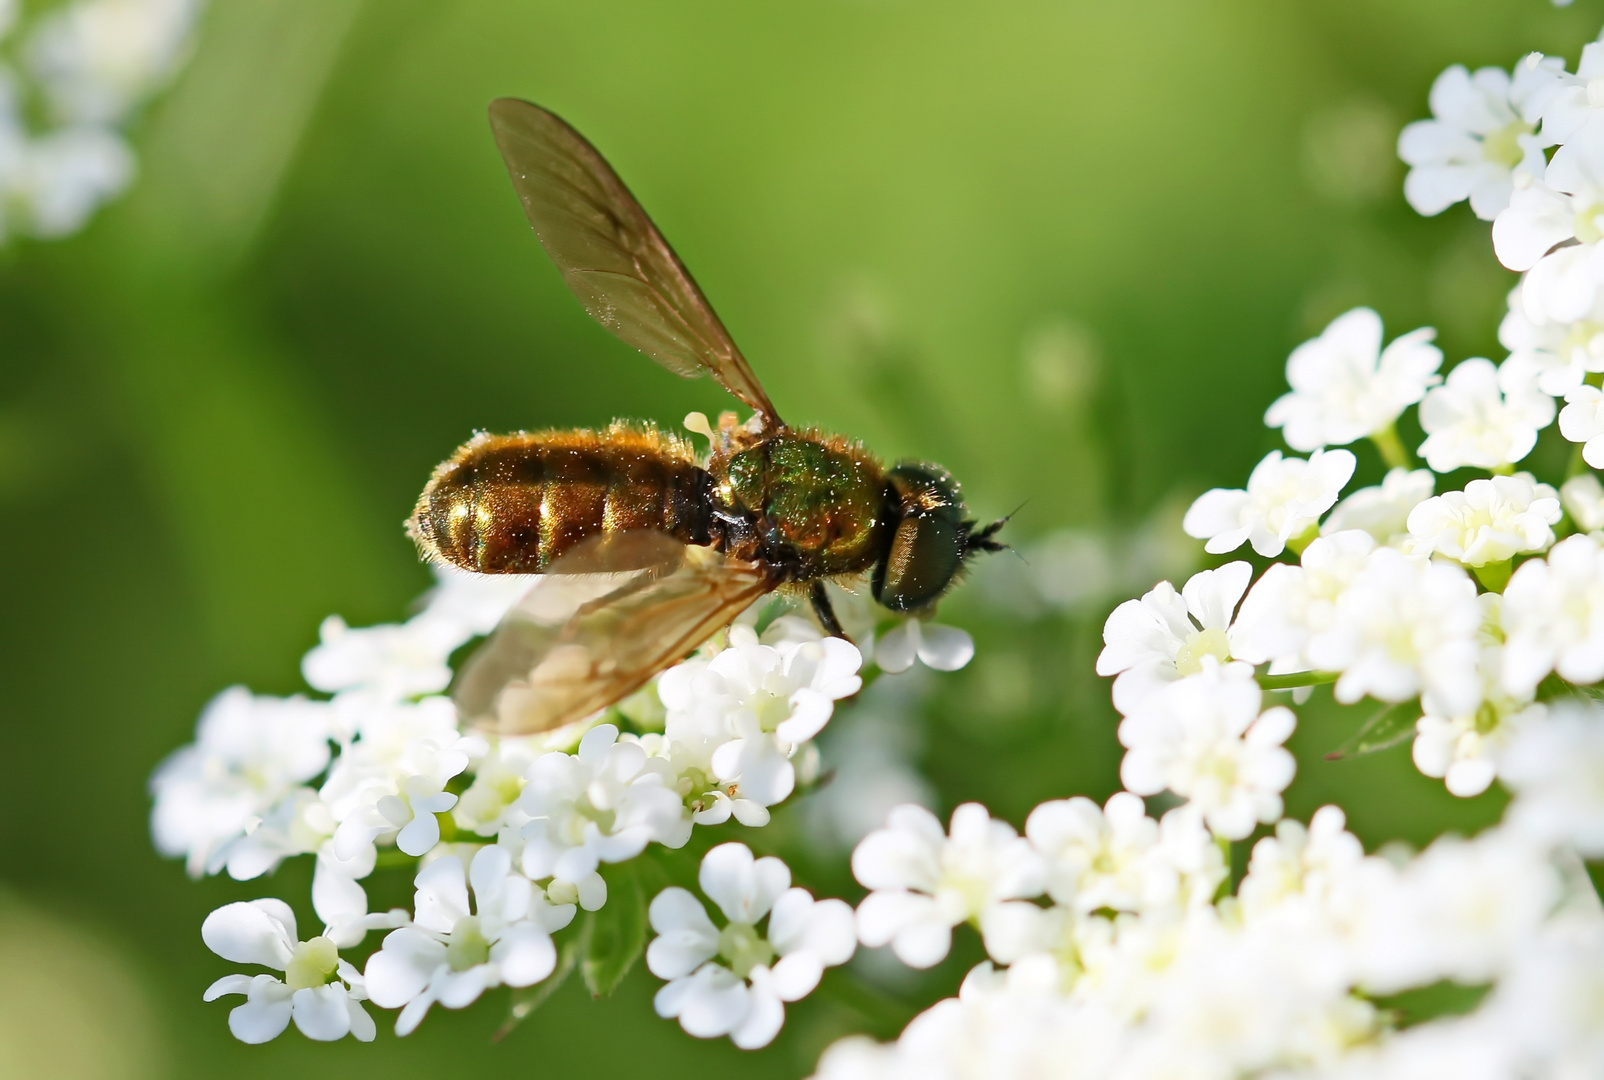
[409,423,712,573]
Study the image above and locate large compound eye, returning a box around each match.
[873,512,963,611]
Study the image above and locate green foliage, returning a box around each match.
[581,862,648,998]
[1326,699,1422,761]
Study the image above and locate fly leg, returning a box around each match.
[809,581,848,639]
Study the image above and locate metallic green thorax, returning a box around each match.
[715,433,889,580]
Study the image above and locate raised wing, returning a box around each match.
[489,98,781,426]
[454,532,778,734]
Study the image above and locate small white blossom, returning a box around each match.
[1413,599,1540,798]
[1561,471,1604,531]
[518,724,689,907]
[301,614,463,702]
[363,847,572,1035]
[1023,792,1174,914]
[1183,449,1355,557]
[1403,472,1561,566]
[1501,532,1604,694]
[853,803,1046,969]
[1320,467,1436,545]
[1306,546,1482,717]
[1499,280,1604,396]
[1486,916,1604,1079]
[647,843,854,1050]
[1236,805,1364,921]
[319,696,475,862]
[658,631,862,813]
[202,899,375,1044]
[1348,827,1556,992]
[0,0,199,242]
[1096,562,1254,714]
[1117,660,1296,840]
[1264,309,1441,451]
[27,0,199,126]
[1398,60,1554,220]
[1502,699,1604,855]
[150,687,332,877]
[1521,42,1604,144]
[875,618,974,673]
[1493,127,1604,271]
[1233,529,1376,670]
[1559,383,1604,468]
[1416,357,1555,472]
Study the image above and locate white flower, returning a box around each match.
[363,846,572,1035]
[201,899,375,1044]
[1493,127,1604,271]
[1096,562,1254,714]
[875,618,974,673]
[26,0,199,126]
[1416,357,1555,472]
[1306,547,1482,717]
[1522,41,1604,144]
[0,0,199,243]
[301,614,462,702]
[647,843,854,1050]
[518,724,689,905]
[1023,792,1170,914]
[1413,600,1540,798]
[1236,806,1364,921]
[1501,533,1604,694]
[1559,383,1604,468]
[1487,916,1604,1079]
[1398,60,1553,220]
[1349,827,1556,992]
[1320,467,1435,545]
[658,631,862,811]
[1264,309,1441,451]
[150,687,332,876]
[1561,471,1604,531]
[1232,529,1376,669]
[1502,699,1604,855]
[1403,472,1561,566]
[1183,449,1356,557]
[1117,660,1296,840]
[1498,280,1604,396]
[319,696,475,862]
[853,803,1046,968]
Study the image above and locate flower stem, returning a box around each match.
[1256,670,1339,690]
[1369,424,1411,471]
[1567,442,1589,481]
[1472,559,1512,593]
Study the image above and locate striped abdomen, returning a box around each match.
[409,423,712,573]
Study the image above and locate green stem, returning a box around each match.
[1257,670,1340,690]
[1567,442,1589,481]
[1472,559,1512,593]
[1369,424,1411,471]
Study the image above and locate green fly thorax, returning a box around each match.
[710,430,890,580]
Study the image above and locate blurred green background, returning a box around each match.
[2,1,1600,1077]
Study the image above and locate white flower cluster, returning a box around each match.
[151,568,897,1042]
[810,30,1604,1077]
[0,0,201,241]
[818,781,1604,1080]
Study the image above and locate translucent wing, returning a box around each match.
[489,98,781,425]
[454,531,778,734]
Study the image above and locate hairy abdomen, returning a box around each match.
[410,424,712,573]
